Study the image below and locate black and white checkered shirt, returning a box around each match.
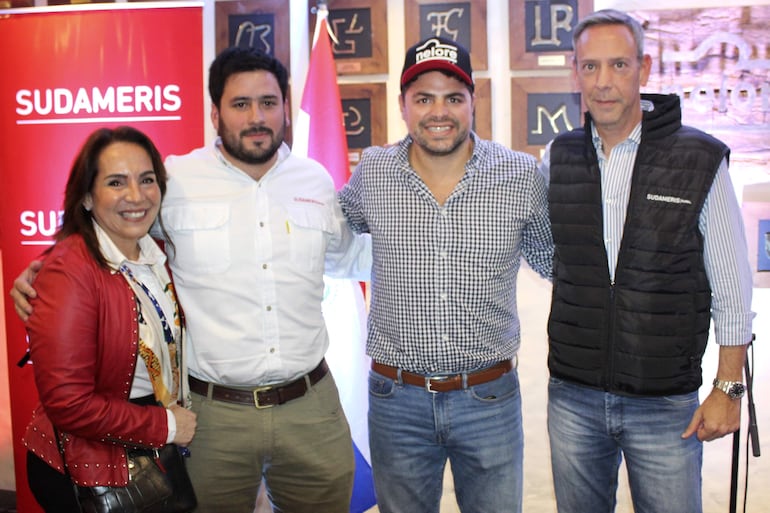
[339,133,553,374]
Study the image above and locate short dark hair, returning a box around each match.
[57,126,169,267]
[208,47,290,108]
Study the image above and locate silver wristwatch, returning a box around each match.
[712,378,745,400]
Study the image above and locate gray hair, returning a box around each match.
[573,9,645,61]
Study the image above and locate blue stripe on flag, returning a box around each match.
[351,442,377,513]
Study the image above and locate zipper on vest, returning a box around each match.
[604,281,617,390]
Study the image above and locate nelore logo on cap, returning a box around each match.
[415,38,459,65]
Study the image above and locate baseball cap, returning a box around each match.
[400,36,473,87]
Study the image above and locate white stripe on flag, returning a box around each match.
[322,277,371,464]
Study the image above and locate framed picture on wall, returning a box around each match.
[215,0,290,70]
[309,0,388,75]
[510,76,582,158]
[215,0,292,144]
[509,0,593,70]
[339,83,387,164]
[404,0,488,71]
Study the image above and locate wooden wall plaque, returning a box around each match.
[215,0,290,70]
[509,0,593,70]
[511,76,582,158]
[339,83,387,164]
[310,0,388,75]
[404,0,488,71]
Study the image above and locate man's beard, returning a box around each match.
[219,124,284,165]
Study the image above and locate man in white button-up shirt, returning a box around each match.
[159,47,371,513]
[12,47,371,513]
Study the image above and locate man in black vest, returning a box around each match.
[540,9,755,513]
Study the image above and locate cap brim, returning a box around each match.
[400,60,473,86]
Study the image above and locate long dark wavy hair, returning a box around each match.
[56,126,171,267]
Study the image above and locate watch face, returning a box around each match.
[728,383,746,398]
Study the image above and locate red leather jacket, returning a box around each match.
[23,234,169,486]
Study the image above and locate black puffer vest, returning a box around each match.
[548,94,729,396]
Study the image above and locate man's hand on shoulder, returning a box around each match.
[9,259,42,322]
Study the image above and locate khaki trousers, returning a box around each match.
[186,372,354,513]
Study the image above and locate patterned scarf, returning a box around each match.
[120,264,183,406]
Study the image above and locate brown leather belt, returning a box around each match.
[371,359,513,393]
[189,359,328,408]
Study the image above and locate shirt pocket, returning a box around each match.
[162,204,230,274]
[286,204,334,272]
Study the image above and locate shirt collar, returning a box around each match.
[93,220,167,272]
[591,100,651,153]
[399,131,483,175]
[212,137,291,177]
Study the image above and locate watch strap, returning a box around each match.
[712,378,745,399]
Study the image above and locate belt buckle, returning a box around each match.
[425,375,450,393]
[252,385,275,409]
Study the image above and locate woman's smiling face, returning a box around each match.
[83,141,161,259]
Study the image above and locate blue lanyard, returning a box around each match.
[119,264,175,346]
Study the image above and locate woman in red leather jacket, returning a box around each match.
[22,126,197,512]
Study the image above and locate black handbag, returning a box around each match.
[56,431,197,513]
[77,444,197,513]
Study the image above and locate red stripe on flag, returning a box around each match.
[300,17,350,191]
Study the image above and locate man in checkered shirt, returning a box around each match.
[338,36,553,513]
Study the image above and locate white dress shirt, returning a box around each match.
[160,140,371,386]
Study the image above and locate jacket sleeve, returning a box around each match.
[27,246,169,448]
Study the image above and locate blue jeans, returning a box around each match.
[368,366,523,513]
[548,377,703,513]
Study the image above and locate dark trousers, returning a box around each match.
[27,450,80,512]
